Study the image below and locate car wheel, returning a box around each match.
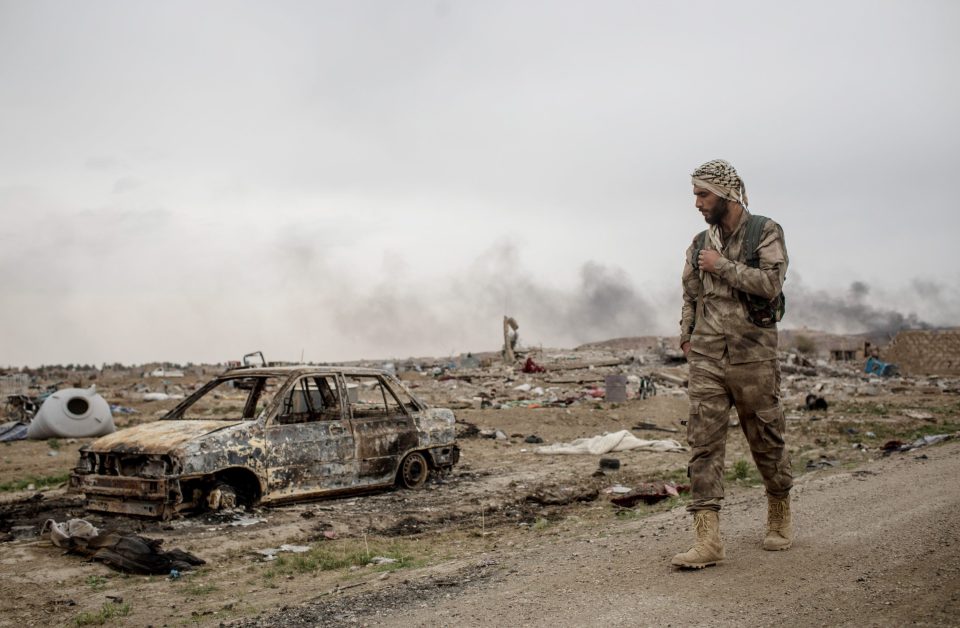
[207,482,238,510]
[398,452,429,489]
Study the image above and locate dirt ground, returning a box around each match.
[1,353,959,627]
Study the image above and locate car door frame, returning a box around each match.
[262,372,357,500]
[344,373,415,486]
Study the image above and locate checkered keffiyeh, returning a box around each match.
[691,159,748,208]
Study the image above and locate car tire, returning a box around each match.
[398,452,429,489]
[207,482,238,510]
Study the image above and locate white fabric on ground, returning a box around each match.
[536,430,687,455]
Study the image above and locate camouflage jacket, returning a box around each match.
[680,210,788,364]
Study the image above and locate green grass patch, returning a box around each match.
[74,602,131,626]
[613,495,684,519]
[848,402,889,417]
[0,471,70,492]
[645,467,689,484]
[183,581,218,596]
[262,539,424,580]
[731,459,751,480]
[724,459,761,485]
[931,402,960,417]
[85,575,108,591]
[531,517,552,531]
[911,422,960,438]
[47,438,62,450]
[838,420,960,443]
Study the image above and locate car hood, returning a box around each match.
[85,420,245,455]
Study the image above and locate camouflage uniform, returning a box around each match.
[680,209,792,511]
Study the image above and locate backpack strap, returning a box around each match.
[692,230,708,268]
[743,214,769,268]
[687,230,708,336]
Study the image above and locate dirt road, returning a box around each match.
[247,441,960,627]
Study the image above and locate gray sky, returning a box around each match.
[1,0,958,366]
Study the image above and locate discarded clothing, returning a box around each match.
[42,519,205,574]
[0,421,28,442]
[536,430,687,455]
[41,518,100,548]
[522,357,546,374]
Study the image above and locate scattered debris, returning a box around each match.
[522,357,546,374]
[526,486,599,506]
[368,556,397,565]
[805,394,829,411]
[604,375,627,403]
[256,544,312,560]
[865,356,898,377]
[632,422,679,433]
[609,481,689,507]
[806,457,839,470]
[883,433,955,455]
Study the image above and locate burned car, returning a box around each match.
[70,366,459,518]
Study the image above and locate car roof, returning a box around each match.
[221,365,390,378]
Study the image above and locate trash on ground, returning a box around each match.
[0,421,29,442]
[368,556,398,565]
[526,486,599,506]
[256,544,312,560]
[805,394,829,411]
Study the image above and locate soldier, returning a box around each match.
[671,159,793,569]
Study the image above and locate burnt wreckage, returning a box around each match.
[70,366,460,518]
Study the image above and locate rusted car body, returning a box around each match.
[70,366,459,518]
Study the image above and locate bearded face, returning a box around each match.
[702,197,729,226]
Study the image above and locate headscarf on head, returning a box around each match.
[690,159,748,287]
[691,159,748,208]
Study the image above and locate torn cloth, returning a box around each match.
[536,430,687,455]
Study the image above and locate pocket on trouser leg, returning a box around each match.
[685,401,701,445]
[751,403,786,446]
[685,402,700,480]
[755,403,784,426]
[754,403,792,490]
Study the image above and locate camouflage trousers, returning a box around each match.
[685,351,792,512]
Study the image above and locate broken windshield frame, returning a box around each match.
[163,376,284,421]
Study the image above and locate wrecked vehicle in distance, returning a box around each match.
[70,366,459,518]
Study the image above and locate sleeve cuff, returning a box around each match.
[680,334,691,347]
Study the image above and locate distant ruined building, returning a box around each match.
[883,328,960,376]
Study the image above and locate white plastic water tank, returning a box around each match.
[27,386,115,439]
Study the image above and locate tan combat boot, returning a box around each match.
[671,510,725,569]
[762,494,793,551]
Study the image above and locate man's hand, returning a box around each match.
[681,341,691,357]
[698,249,722,273]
